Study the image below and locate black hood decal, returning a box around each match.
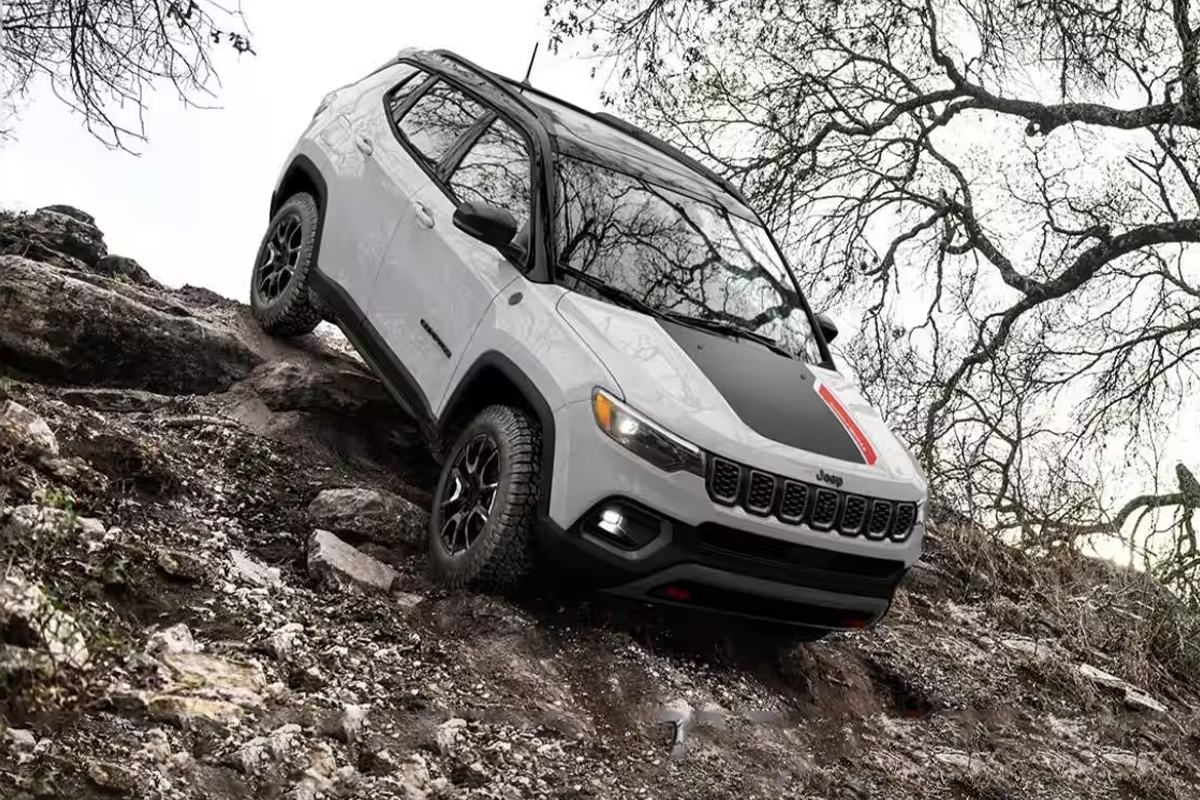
[659,320,866,464]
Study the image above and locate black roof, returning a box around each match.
[425,49,754,218]
[505,81,756,218]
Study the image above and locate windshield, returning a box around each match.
[552,155,822,363]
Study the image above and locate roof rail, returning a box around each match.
[429,49,749,207]
[427,49,545,121]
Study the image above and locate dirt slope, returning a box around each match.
[2,205,1199,799]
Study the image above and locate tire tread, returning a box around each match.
[251,192,323,337]
[429,404,541,592]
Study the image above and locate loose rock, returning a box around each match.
[17,206,108,266]
[157,548,209,581]
[229,549,283,588]
[5,728,37,752]
[307,529,399,594]
[158,650,267,707]
[269,622,305,662]
[435,717,468,757]
[341,704,369,745]
[87,760,140,793]
[0,569,90,669]
[146,694,246,729]
[1078,663,1168,714]
[0,400,59,460]
[146,623,199,656]
[398,753,446,800]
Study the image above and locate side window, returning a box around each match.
[447,118,532,233]
[386,69,430,122]
[396,81,487,167]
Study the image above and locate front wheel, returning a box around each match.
[427,405,542,591]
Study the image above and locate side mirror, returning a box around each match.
[815,313,838,343]
[453,201,518,248]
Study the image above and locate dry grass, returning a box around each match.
[928,524,1200,698]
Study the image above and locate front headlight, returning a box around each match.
[591,389,705,476]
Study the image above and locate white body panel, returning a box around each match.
[369,178,526,411]
[440,280,618,418]
[328,62,426,309]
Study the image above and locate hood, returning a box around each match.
[556,293,925,492]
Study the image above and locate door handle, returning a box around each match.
[414,203,435,229]
[355,135,373,155]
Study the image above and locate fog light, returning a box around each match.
[582,503,664,551]
[598,508,624,535]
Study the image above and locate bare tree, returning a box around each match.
[546,0,1200,590]
[1,0,253,151]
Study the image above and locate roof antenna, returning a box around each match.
[522,42,540,86]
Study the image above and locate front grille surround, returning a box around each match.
[704,455,918,542]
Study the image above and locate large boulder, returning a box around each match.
[307,487,427,545]
[0,256,263,394]
[248,358,392,416]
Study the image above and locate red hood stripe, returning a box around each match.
[816,383,878,466]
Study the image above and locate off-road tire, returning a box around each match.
[428,404,541,592]
[250,192,323,337]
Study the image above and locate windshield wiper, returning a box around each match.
[557,266,666,319]
[661,312,797,360]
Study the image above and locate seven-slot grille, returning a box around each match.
[705,455,918,542]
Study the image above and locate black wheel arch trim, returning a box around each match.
[271,154,330,279]
[440,351,557,517]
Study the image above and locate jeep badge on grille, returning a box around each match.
[816,470,844,488]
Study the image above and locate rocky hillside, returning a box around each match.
[2,205,1200,800]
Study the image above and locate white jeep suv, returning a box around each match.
[250,48,927,635]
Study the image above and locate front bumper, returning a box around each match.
[543,398,921,628]
[536,500,905,628]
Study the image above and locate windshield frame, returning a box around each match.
[545,149,836,368]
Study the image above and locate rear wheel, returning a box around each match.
[427,405,541,591]
[250,192,323,337]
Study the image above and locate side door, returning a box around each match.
[319,63,432,310]
[367,79,535,417]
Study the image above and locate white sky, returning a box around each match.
[0,0,605,300]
